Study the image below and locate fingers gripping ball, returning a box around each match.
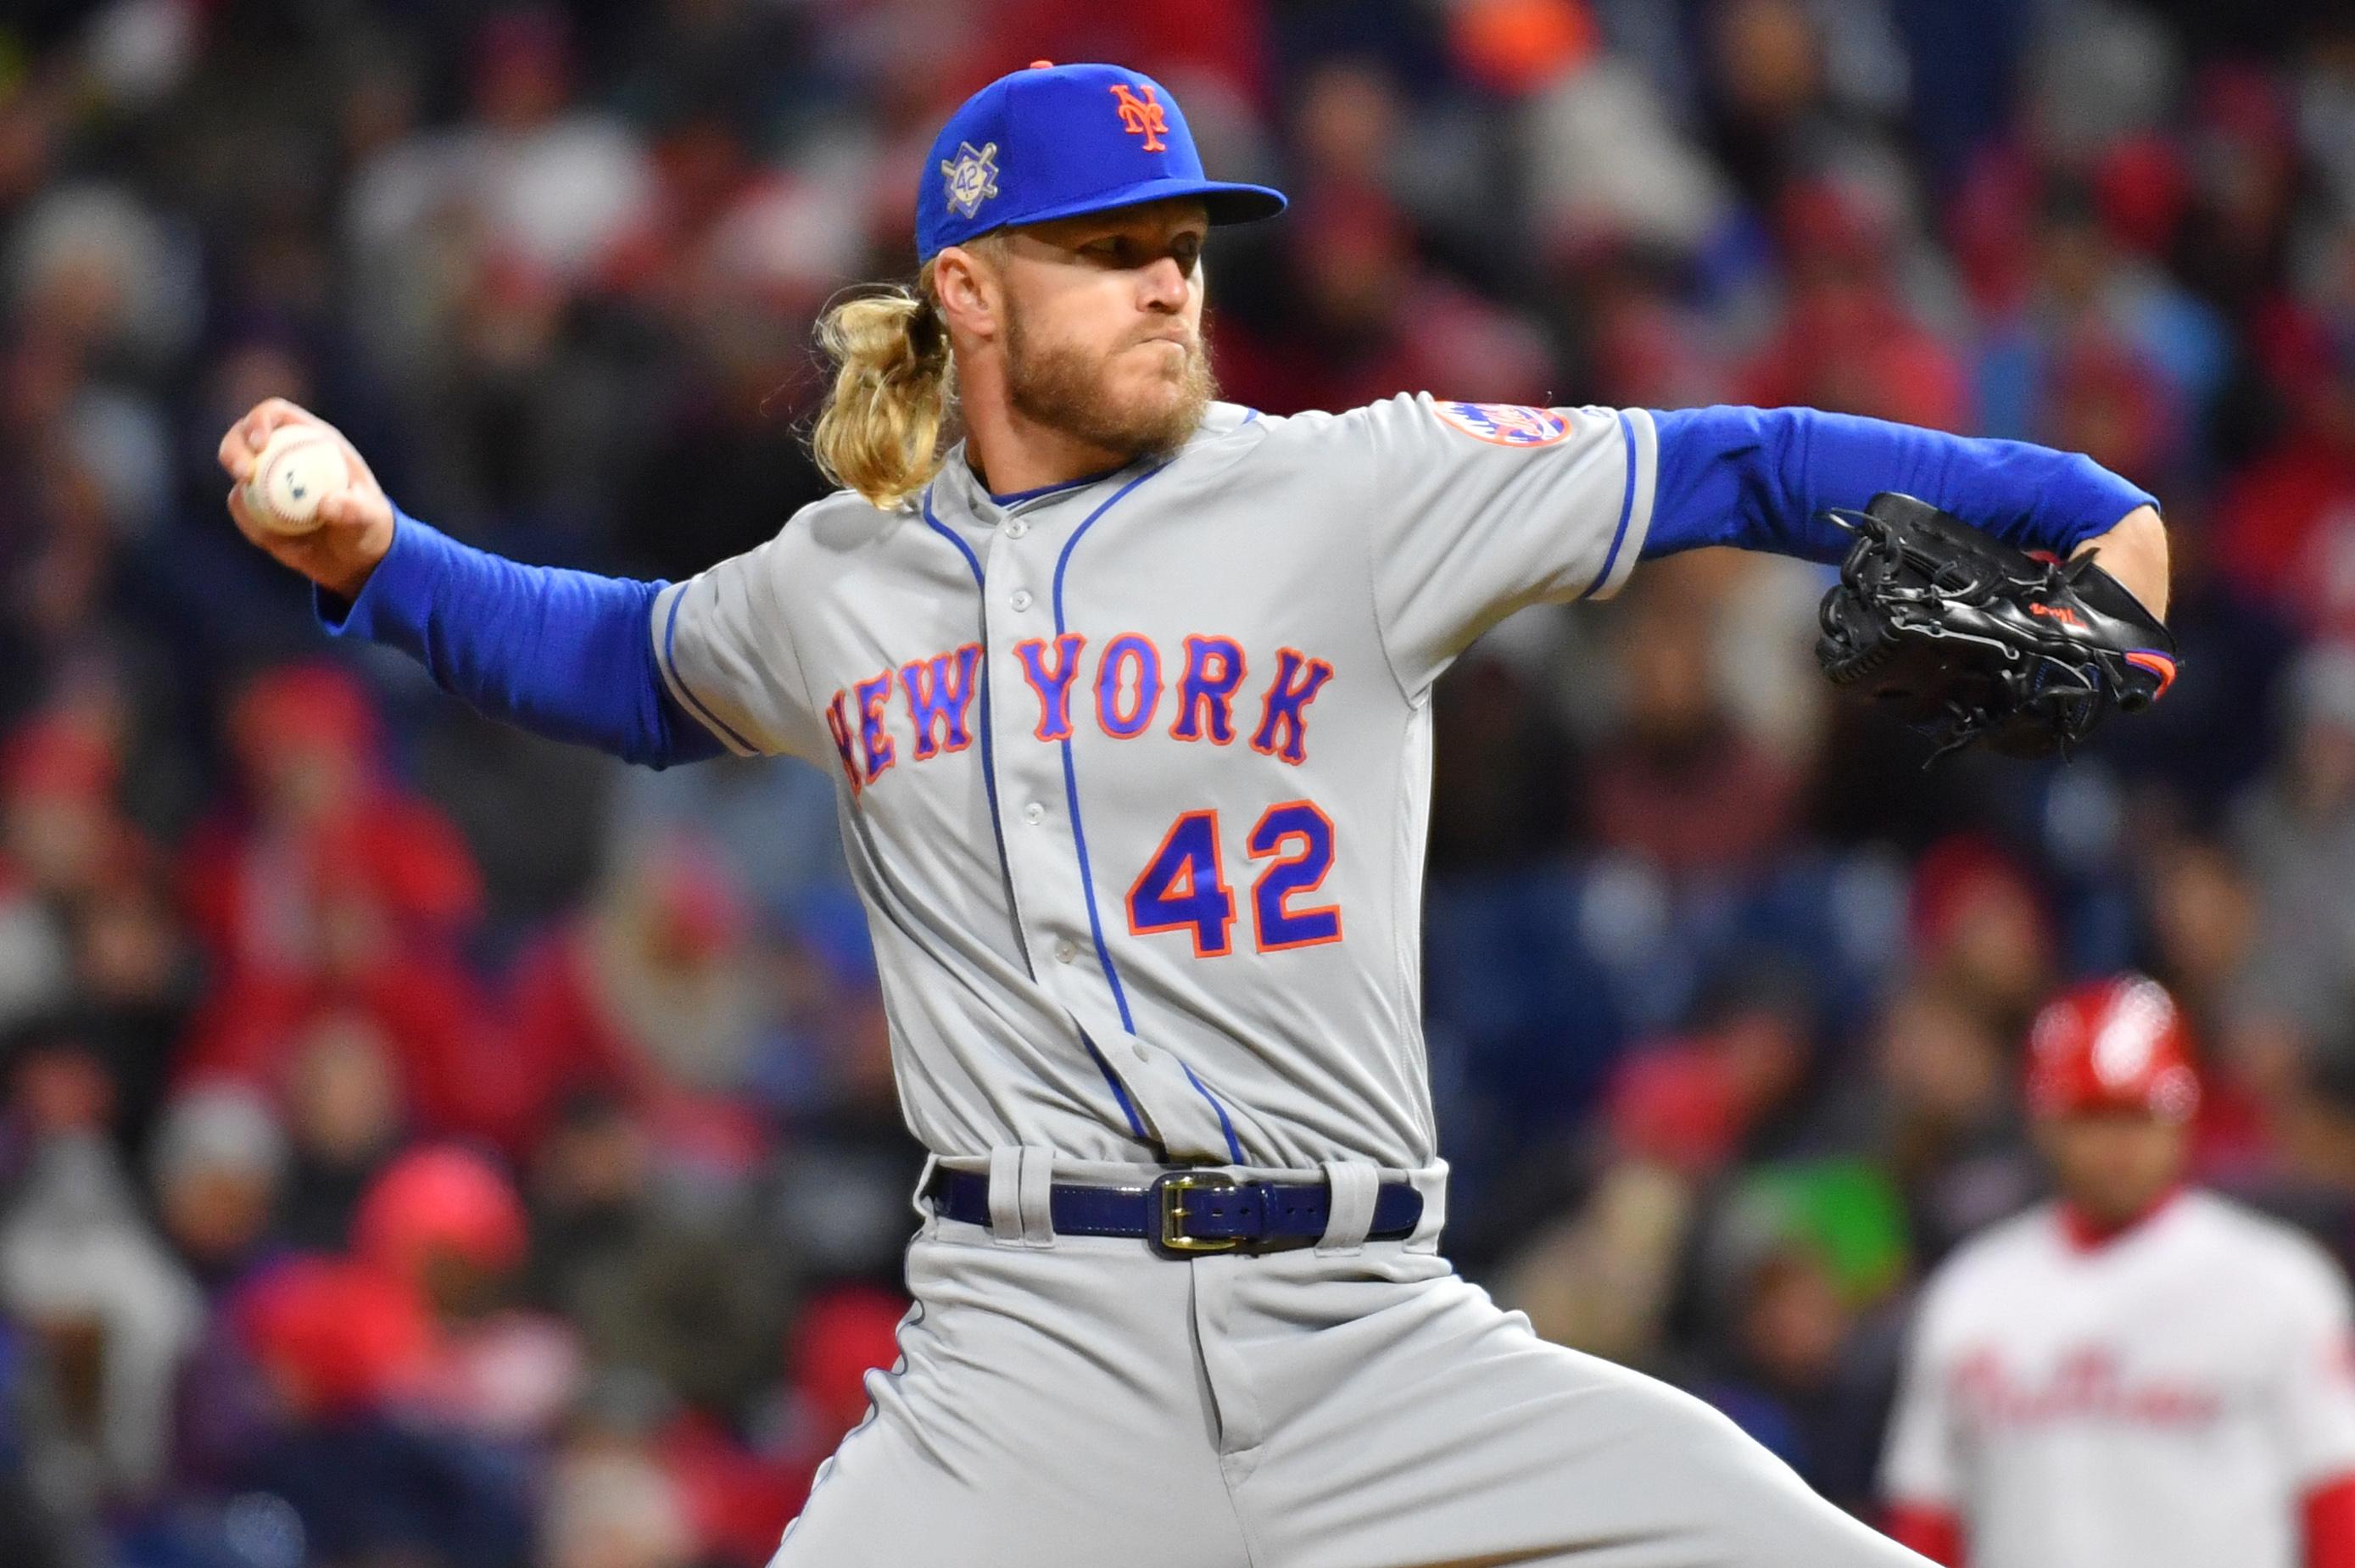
[245,427,350,535]
[1814,493,2179,761]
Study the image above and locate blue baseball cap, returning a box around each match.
[918,61,1286,259]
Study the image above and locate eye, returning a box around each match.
[1171,234,1203,275]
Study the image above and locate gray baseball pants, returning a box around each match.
[771,1154,1928,1568]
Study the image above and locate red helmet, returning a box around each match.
[2024,974,2200,1124]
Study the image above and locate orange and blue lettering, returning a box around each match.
[823,691,862,795]
[1171,635,1246,744]
[854,668,897,782]
[901,643,982,760]
[1125,810,1236,957]
[1016,633,1087,741]
[1249,648,1335,766]
[1094,633,1162,739]
[1247,801,1342,951]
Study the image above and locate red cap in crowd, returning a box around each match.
[2024,974,2200,1124]
[354,1145,529,1282]
[231,662,381,778]
[236,1256,432,1416]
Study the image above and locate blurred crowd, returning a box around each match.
[3,0,2355,1564]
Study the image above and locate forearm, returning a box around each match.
[320,508,723,768]
[1644,405,2158,566]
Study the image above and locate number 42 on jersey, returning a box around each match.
[1125,801,1341,957]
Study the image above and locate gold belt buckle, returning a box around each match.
[1152,1170,1241,1254]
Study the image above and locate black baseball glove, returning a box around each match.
[1815,492,2177,761]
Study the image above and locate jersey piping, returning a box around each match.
[922,487,1152,1145]
[660,589,758,754]
[1049,460,1247,1163]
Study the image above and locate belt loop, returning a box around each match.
[911,1153,943,1239]
[1017,1147,1057,1247]
[1316,1160,1379,1254]
[1407,1159,1449,1253]
[986,1147,1024,1246]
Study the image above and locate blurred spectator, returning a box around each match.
[2232,644,2355,1052]
[1218,187,1554,415]
[2216,325,2355,633]
[1743,175,1971,432]
[1905,837,2055,1043]
[1588,562,1804,878]
[1851,984,2030,1264]
[526,1095,793,1420]
[1693,1159,1910,1508]
[230,1253,532,1568]
[505,836,770,1152]
[0,1125,202,1512]
[542,1425,695,1568]
[148,1081,285,1291]
[355,1144,583,1442]
[273,1009,405,1252]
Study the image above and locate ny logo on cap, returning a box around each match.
[1108,83,1169,152]
[940,141,1001,219]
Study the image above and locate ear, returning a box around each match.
[933,246,1001,347]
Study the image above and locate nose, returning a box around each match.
[1138,254,1188,312]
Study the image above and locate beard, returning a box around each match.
[1002,305,1218,461]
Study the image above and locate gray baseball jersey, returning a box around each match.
[650,395,1657,1171]
[645,396,1934,1568]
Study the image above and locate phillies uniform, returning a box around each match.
[1882,1190,2355,1568]
[316,60,2162,1568]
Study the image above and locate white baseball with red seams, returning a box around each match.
[1883,1189,2355,1568]
[245,425,349,534]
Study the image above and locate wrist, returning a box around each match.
[322,514,396,600]
[2072,504,2168,622]
[317,506,434,639]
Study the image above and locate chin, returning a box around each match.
[1099,382,1179,428]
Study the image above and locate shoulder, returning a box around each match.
[715,487,928,574]
[2181,1191,2352,1310]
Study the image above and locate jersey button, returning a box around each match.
[1004,519,1029,539]
[1053,940,1079,964]
[1010,589,1034,611]
[1131,1042,1150,1062]
[1023,801,1045,825]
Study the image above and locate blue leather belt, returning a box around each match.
[924,1168,1424,1256]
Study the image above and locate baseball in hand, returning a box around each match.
[243,426,350,535]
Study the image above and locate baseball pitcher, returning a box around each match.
[220,61,2174,1568]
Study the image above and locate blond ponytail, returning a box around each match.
[811,279,955,510]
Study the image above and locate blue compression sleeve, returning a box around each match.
[1643,405,2158,564]
[318,508,723,769]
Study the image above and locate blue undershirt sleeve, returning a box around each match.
[316,507,723,769]
[1642,405,2159,564]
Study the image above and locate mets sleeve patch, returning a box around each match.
[1430,400,1573,448]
